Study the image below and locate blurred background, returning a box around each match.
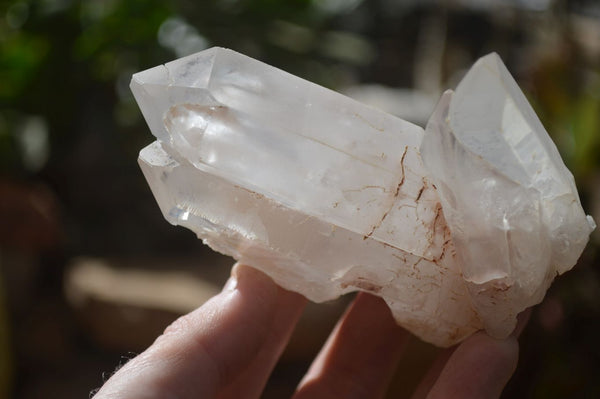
[1,0,599,397]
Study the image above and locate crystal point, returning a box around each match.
[132,48,594,346]
[421,53,595,337]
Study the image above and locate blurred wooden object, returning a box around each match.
[64,257,350,359]
[65,257,222,352]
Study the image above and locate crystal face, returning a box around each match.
[131,48,595,347]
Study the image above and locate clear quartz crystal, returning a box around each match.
[421,54,595,337]
[131,48,594,347]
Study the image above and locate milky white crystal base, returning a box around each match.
[140,141,480,345]
[132,48,594,347]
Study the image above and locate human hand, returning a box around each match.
[93,263,529,399]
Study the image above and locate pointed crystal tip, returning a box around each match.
[422,53,594,337]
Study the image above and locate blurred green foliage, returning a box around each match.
[1,0,175,175]
[532,56,600,180]
[2,0,598,181]
[0,0,371,178]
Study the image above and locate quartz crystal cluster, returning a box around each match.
[131,47,595,347]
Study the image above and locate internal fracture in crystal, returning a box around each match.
[131,48,595,347]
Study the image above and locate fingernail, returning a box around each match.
[512,308,532,338]
[222,263,240,292]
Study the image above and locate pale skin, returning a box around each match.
[93,263,530,399]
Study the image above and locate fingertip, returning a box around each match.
[426,332,519,399]
[294,292,409,399]
[230,263,275,292]
[229,262,244,279]
[231,263,307,306]
[512,308,532,338]
[467,332,519,373]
